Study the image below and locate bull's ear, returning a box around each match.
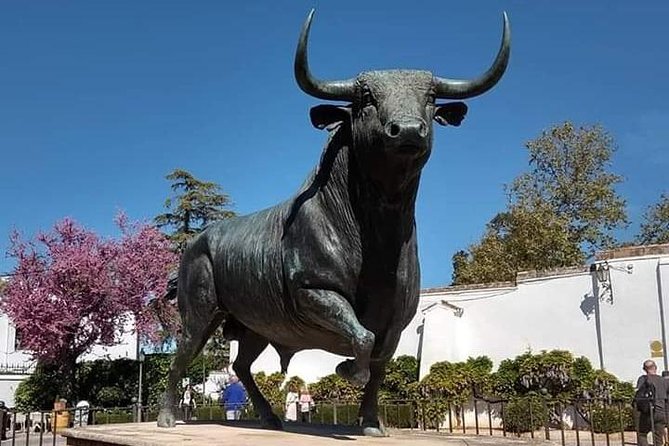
[310,105,351,130]
[434,102,468,127]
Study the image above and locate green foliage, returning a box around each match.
[491,350,600,402]
[92,408,134,424]
[310,374,362,402]
[143,353,172,406]
[77,358,138,407]
[154,169,235,352]
[420,399,452,429]
[155,169,235,251]
[637,193,669,245]
[202,326,231,372]
[589,402,634,433]
[509,122,627,252]
[380,355,419,401]
[253,371,286,408]
[490,350,635,434]
[313,403,361,425]
[380,401,416,428]
[452,204,584,285]
[14,364,63,411]
[14,353,219,411]
[284,375,305,393]
[502,396,548,433]
[420,356,493,404]
[452,122,627,285]
[95,387,126,407]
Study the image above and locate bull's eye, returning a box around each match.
[361,86,374,108]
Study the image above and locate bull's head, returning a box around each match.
[295,10,510,195]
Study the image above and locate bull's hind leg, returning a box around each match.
[157,254,223,428]
[233,329,283,430]
[297,289,375,386]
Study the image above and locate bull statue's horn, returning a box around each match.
[294,9,355,101]
[434,12,511,99]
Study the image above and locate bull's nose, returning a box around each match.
[384,119,428,139]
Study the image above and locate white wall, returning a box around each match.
[0,310,137,408]
[81,316,138,362]
[598,255,669,381]
[416,270,601,379]
[0,374,30,407]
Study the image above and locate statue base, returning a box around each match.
[62,420,550,445]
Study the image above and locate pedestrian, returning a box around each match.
[635,359,669,446]
[223,375,247,421]
[0,401,7,440]
[299,385,313,423]
[285,385,299,422]
[179,384,196,421]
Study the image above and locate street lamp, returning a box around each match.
[595,262,611,283]
[138,349,145,422]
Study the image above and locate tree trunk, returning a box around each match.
[57,351,80,406]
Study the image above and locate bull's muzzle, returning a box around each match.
[384,118,428,142]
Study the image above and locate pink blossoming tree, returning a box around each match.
[1,214,178,399]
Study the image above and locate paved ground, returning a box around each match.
[62,421,556,446]
[0,435,66,446]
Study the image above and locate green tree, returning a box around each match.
[155,168,235,251]
[637,193,669,245]
[310,374,362,402]
[380,355,419,401]
[452,203,583,284]
[452,122,627,285]
[253,371,286,409]
[155,169,235,360]
[284,375,306,393]
[14,364,63,411]
[419,356,492,404]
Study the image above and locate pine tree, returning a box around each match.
[155,169,235,251]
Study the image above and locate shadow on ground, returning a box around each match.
[183,420,363,441]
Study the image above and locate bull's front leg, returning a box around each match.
[359,360,388,437]
[297,289,374,386]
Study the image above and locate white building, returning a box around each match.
[0,277,138,407]
[241,244,669,385]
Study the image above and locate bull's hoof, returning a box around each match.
[363,426,388,437]
[336,359,370,387]
[157,409,176,428]
[260,413,283,430]
[362,419,388,437]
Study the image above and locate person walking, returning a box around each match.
[635,359,669,446]
[285,385,299,422]
[179,384,196,421]
[299,385,313,423]
[223,375,247,421]
[0,401,7,440]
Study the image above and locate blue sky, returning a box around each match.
[1,1,668,287]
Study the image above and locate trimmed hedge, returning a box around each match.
[502,397,548,433]
[590,403,634,434]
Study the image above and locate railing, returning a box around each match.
[0,397,658,446]
[0,362,35,374]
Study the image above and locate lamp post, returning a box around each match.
[138,349,145,422]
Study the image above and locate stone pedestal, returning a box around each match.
[62,421,552,445]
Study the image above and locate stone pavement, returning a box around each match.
[63,421,557,446]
